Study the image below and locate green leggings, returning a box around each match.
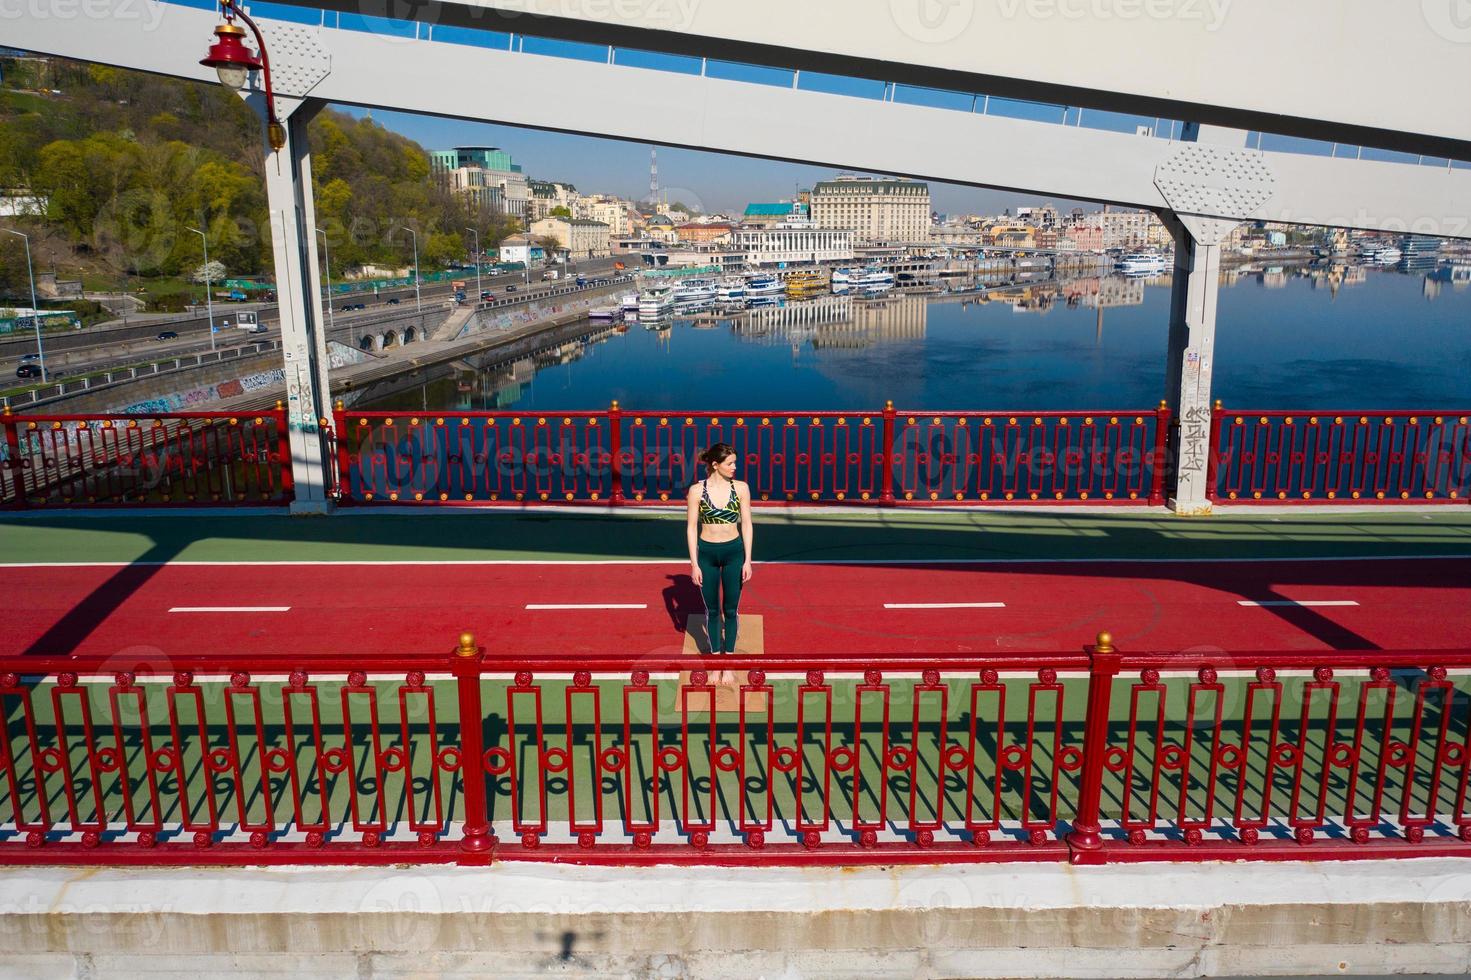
[697,536,744,653]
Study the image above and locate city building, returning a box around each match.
[497,235,544,266]
[676,222,734,245]
[1093,209,1168,249]
[742,202,808,228]
[810,176,930,243]
[531,216,611,259]
[432,145,531,218]
[732,224,854,266]
[578,195,636,237]
[1065,224,1105,251]
[528,180,577,221]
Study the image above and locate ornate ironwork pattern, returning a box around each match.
[1,408,291,508]
[1,641,1466,865]
[327,404,1169,506]
[1210,409,1471,503]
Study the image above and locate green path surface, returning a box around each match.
[3,509,1471,564]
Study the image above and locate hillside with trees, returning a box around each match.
[0,54,522,308]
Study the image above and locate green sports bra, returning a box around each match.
[699,480,741,525]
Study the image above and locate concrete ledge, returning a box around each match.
[2,860,1468,977]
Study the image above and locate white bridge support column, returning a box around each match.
[261,96,335,513]
[1160,123,1248,516]
[1161,214,1224,515]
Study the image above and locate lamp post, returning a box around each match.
[3,229,46,382]
[188,227,218,352]
[199,0,285,151]
[464,226,481,301]
[397,226,421,313]
[316,227,334,333]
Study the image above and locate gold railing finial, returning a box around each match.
[610,399,619,411]
[1094,631,1115,653]
[335,398,345,412]
[456,632,477,657]
[275,399,285,412]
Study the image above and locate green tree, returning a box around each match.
[549,206,572,218]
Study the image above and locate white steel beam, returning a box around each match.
[5,4,1470,237]
[434,0,1471,155]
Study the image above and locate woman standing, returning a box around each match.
[686,443,753,654]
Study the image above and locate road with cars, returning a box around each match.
[4,258,623,386]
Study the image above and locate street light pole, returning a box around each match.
[398,225,421,313]
[464,226,481,301]
[188,226,217,352]
[316,227,334,333]
[3,229,46,382]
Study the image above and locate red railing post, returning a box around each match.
[1205,399,1224,503]
[608,399,624,505]
[1149,399,1171,507]
[453,631,495,864]
[2,404,27,510]
[332,399,351,505]
[273,399,294,503]
[1067,630,1120,865]
[880,399,897,505]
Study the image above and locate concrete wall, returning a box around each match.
[1,860,1467,978]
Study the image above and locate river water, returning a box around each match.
[362,264,1471,413]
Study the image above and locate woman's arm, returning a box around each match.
[739,481,754,581]
[686,484,703,586]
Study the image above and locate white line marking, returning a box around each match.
[1237,600,1360,608]
[884,602,1007,609]
[168,606,290,613]
[525,603,648,610]
[4,554,1468,568]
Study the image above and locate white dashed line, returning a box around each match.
[168,606,291,613]
[884,602,1007,609]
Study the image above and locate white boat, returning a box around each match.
[638,286,675,318]
[715,278,746,303]
[673,278,716,303]
[744,274,783,296]
[619,292,640,312]
[1370,247,1401,264]
[745,294,783,309]
[588,306,623,321]
[855,268,895,292]
[1116,252,1169,275]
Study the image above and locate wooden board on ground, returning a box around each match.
[679,614,766,714]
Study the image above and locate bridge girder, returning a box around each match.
[419,0,1471,160]
[7,2,1470,239]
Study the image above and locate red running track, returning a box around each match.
[4,558,1469,660]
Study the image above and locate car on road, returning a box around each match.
[386,297,400,305]
[505,284,518,292]
[16,364,42,379]
[19,352,39,363]
[480,291,494,301]
[157,330,179,340]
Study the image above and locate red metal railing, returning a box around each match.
[326,402,1173,506]
[2,636,1467,866]
[1,404,292,508]
[1209,406,1471,504]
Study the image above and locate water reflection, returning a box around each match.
[359,262,1471,413]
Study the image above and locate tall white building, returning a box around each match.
[733,224,854,266]
[810,176,931,243]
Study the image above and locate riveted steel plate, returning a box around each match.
[1155,144,1275,220]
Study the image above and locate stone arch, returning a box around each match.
[359,335,374,351]
[381,330,398,349]
[404,325,417,343]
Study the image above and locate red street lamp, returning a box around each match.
[200,1,285,150]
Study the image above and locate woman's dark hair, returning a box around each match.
[700,443,736,475]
